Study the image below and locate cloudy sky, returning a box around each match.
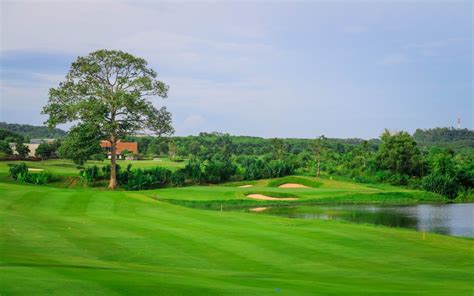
[0,0,472,139]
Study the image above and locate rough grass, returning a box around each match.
[0,181,473,295]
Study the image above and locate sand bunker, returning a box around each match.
[249,207,267,212]
[238,185,253,188]
[278,183,310,188]
[247,194,297,201]
[28,168,44,172]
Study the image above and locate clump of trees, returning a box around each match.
[115,129,472,198]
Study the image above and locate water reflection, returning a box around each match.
[251,203,474,237]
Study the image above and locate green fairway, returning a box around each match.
[0,158,186,177]
[1,174,473,295]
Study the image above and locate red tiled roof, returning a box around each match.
[100,141,138,154]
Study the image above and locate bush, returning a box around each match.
[124,167,173,190]
[422,173,459,199]
[170,169,186,187]
[80,165,101,184]
[9,163,52,185]
[9,163,28,180]
[203,159,236,183]
[21,171,53,185]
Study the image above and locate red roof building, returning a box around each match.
[100,140,138,159]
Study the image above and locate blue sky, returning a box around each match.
[0,0,472,139]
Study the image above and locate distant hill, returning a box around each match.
[0,122,67,139]
[413,127,474,156]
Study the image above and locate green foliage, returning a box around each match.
[9,163,52,185]
[0,140,13,155]
[42,49,173,189]
[59,123,103,165]
[422,174,459,199]
[36,142,59,159]
[9,163,28,180]
[79,165,101,185]
[0,122,66,139]
[14,139,30,158]
[123,167,173,190]
[376,130,423,179]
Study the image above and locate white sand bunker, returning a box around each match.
[249,207,267,212]
[278,183,310,188]
[247,194,297,201]
[238,185,253,188]
[28,168,44,172]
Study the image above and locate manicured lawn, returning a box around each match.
[0,179,472,295]
[0,158,186,177]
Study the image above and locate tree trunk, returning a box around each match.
[108,136,117,189]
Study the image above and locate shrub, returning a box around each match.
[9,163,52,185]
[24,171,53,185]
[170,169,186,187]
[80,165,101,184]
[422,173,459,199]
[203,159,236,183]
[9,163,28,180]
[124,167,173,190]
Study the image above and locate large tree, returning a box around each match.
[43,50,173,189]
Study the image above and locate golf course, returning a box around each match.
[1,160,473,295]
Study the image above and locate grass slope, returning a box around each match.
[1,181,472,295]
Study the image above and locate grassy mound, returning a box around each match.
[267,176,323,188]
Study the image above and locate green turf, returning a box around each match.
[0,161,472,295]
[0,158,187,176]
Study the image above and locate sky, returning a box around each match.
[0,0,472,139]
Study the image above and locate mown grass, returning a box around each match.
[0,181,473,295]
[0,158,186,177]
[0,160,470,295]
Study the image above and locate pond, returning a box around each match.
[248,203,474,238]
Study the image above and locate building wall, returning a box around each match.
[9,143,39,157]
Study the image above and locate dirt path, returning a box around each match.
[278,183,310,188]
[247,194,297,201]
[238,185,253,188]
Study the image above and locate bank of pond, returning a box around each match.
[237,203,474,238]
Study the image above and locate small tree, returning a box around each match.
[312,135,327,177]
[59,123,103,166]
[16,140,30,158]
[376,130,422,177]
[0,140,13,155]
[36,143,55,159]
[43,50,173,189]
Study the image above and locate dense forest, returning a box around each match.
[0,122,67,139]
